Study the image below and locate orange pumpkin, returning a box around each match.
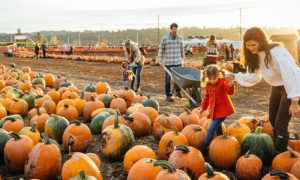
[236,151,263,180]
[30,107,50,133]
[86,153,101,168]
[42,99,56,115]
[74,94,87,116]
[0,104,7,119]
[192,108,209,119]
[56,98,75,112]
[2,117,25,133]
[24,133,61,180]
[226,121,251,143]
[158,127,188,160]
[34,95,52,108]
[124,112,151,137]
[101,114,127,130]
[57,104,79,122]
[168,145,205,179]
[291,159,300,179]
[63,121,92,152]
[18,122,41,145]
[28,106,47,120]
[53,75,65,90]
[132,93,147,103]
[127,158,162,180]
[83,96,104,122]
[288,134,300,153]
[9,98,28,116]
[272,146,300,172]
[179,108,199,127]
[198,163,229,180]
[18,80,32,92]
[21,66,31,73]
[237,116,258,131]
[43,73,55,87]
[62,152,103,180]
[261,169,297,180]
[153,160,190,180]
[123,145,157,173]
[209,134,240,169]
[61,91,79,100]
[181,124,207,150]
[47,90,61,104]
[153,114,183,139]
[95,81,110,94]
[136,106,158,126]
[256,117,274,140]
[4,133,34,172]
[83,92,98,101]
[110,97,127,114]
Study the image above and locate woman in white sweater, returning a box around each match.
[232,27,300,154]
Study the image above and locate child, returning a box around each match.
[122,62,135,90]
[199,65,235,155]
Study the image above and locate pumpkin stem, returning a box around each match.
[171,126,178,136]
[147,95,151,99]
[9,132,21,140]
[115,109,121,116]
[80,92,84,99]
[79,170,87,180]
[91,95,95,101]
[184,107,191,114]
[12,98,18,102]
[113,113,119,129]
[269,169,289,179]
[193,127,202,132]
[41,132,51,145]
[205,163,216,178]
[68,145,72,156]
[153,160,176,173]
[244,150,250,158]
[36,105,41,116]
[175,145,190,154]
[123,116,134,122]
[5,117,16,122]
[255,126,263,134]
[145,158,153,163]
[287,146,297,158]
[63,103,69,108]
[221,134,227,139]
[31,122,37,132]
[70,120,81,126]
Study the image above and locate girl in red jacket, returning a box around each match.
[199,65,235,155]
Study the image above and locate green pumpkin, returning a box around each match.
[98,93,115,108]
[141,95,159,111]
[45,115,70,143]
[32,74,46,89]
[90,112,111,135]
[70,170,97,180]
[241,126,275,163]
[59,80,74,88]
[100,114,135,160]
[8,88,23,98]
[126,103,144,115]
[22,92,36,109]
[0,114,23,128]
[0,128,12,163]
[84,83,96,92]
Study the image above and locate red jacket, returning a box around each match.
[201,78,235,120]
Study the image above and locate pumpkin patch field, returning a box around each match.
[0,55,299,180]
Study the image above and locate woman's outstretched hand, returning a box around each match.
[289,100,300,119]
[225,73,235,87]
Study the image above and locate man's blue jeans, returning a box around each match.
[204,118,225,145]
[165,64,181,97]
[131,64,143,89]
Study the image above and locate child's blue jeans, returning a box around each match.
[204,117,226,145]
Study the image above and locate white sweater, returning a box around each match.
[235,46,300,101]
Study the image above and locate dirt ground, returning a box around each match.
[0,55,299,180]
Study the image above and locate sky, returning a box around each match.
[0,0,300,33]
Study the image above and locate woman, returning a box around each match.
[124,39,145,92]
[205,35,219,65]
[232,27,300,154]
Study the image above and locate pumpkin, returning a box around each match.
[153,160,191,180]
[209,134,241,169]
[43,73,55,87]
[126,103,143,115]
[4,133,34,172]
[21,66,31,73]
[110,97,127,114]
[116,89,136,108]
[237,116,258,131]
[74,93,87,116]
[53,75,65,90]
[90,111,111,134]
[83,96,105,122]
[32,75,46,89]
[241,126,275,164]
[101,113,127,131]
[261,169,298,180]
[62,152,103,180]
[69,170,97,180]
[28,106,47,120]
[141,95,159,111]
[153,114,183,139]
[18,80,32,92]
[45,115,70,143]
[137,106,158,126]
[42,99,56,115]
[192,108,209,119]
[22,92,36,109]
[226,121,251,143]
[47,89,61,104]
[288,134,300,153]
[236,150,263,180]
[181,125,207,150]
[127,158,162,180]
[291,159,300,179]
[61,91,79,100]
[0,114,23,128]
[0,94,12,112]
[179,108,199,127]
[91,108,117,118]
[95,81,110,94]
[256,116,274,140]
[9,98,28,116]
[272,146,300,172]
[124,112,151,137]
[86,153,101,168]
[97,92,114,108]
[0,129,12,163]
[59,79,74,88]
[56,98,75,112]
[58,87,68,95]
[83,92,98,101]
[198,163,229,180]
[0,105,7,119]
[158,127,188,160]
[63,120,92,152]
[8,88,23,98]
[57,104,79,122]
[84,83,96,92]
[123,145,157,173]
[30,86,44,96]
[68,85,79,92]
[100,114,135,160]
[30,107,50,133]
[2,117,25,133]
[132,93,147,103]
[168,145,205,179]
[18,122,40,144]
[24,133,61,180]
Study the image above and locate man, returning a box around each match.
[158,23,184,102]
[297,29,300,65]
[41,41,47,58]
[34,43,39,59]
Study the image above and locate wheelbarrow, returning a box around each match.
[162,65,202,107]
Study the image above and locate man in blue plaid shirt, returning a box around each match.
[158,23,185,102]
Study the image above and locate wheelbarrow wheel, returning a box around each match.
[188,87,202,108]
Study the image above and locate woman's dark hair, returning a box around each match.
[170,23,178,29]
[242,27,279,72]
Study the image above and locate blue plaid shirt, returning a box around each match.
[158,33,185,66]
